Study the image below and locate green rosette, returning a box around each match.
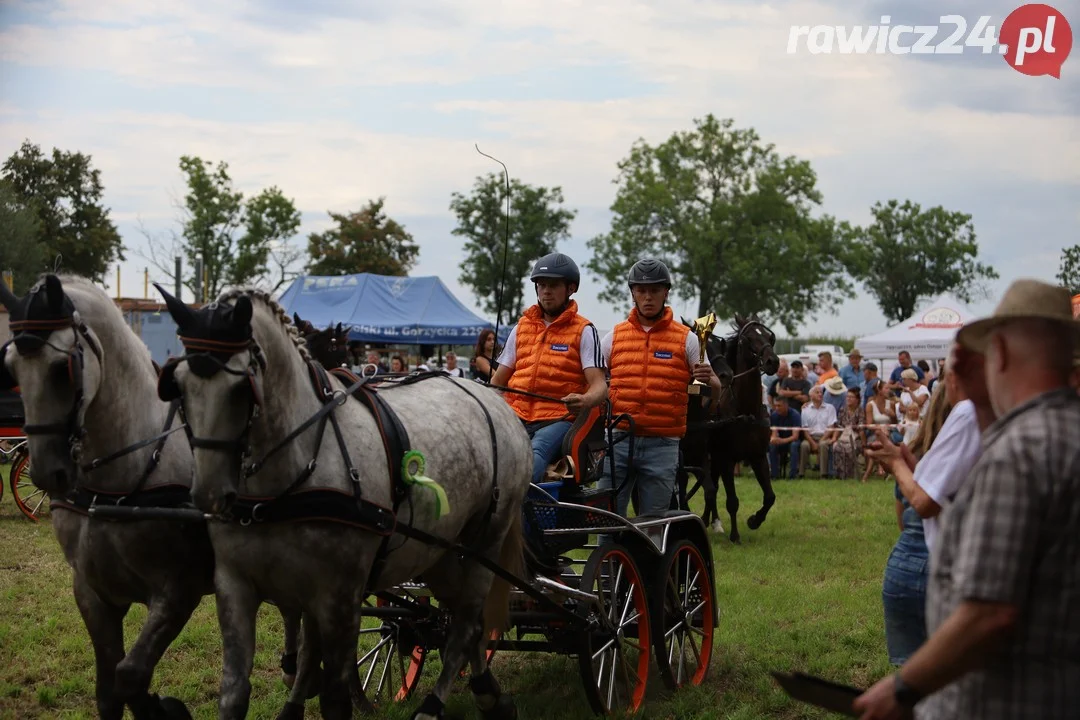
[401,450,449,518]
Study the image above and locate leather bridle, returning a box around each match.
[157,336,266,468]
[1,314,186,498]
[2,315,102,461]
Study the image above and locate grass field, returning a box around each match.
[0,477,900,719]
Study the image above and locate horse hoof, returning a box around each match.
[480,694,518,720]
[747,514,762,530]
[158,696,193,720]
[710,519,725,534]
[412,693,445,720]
[281,671,296,689]
[275,701,305,720]
[729,532,741,545]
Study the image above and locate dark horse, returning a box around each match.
[704,314,780,544]
[676,321,733,533]
[293,313,350,370]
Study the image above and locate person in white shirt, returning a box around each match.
[441,351,467,378]
[899,368,931,418]
[799,385,838,477]
[867,345,984,551]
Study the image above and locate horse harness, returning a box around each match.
[158,337,504,583]
[0,314,191,516]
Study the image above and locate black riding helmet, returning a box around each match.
[627,258,672,288]
[530,252,580,292]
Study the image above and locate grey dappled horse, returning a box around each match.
[0,275,301,719]
[157,286,531,720]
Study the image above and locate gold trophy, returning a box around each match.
[687,312,717,396]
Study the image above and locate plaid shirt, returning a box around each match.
[917,388,1080,719]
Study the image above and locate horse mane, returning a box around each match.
[52,274,155,373]
[215,286,312,362]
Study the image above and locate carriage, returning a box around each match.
[0,388,44,522]
[281,315,719,714]
[347,399,718,715]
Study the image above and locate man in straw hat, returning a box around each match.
[855,279,1080,719]
[840,347,864,390]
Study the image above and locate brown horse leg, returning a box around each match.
[746,454,776,530]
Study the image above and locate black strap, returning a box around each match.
[53,483,195,516]
[244,371,371,477]
[81,402,185,500]
[228,489,396,533]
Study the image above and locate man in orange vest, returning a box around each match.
[490,252,608,484]
[600,258,722,517]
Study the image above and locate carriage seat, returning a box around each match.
[542,405,607,487]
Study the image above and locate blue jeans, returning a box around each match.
[882,533,929,665]
[525,420,573,485]
[598,435,680,517]
[768,440,800,478]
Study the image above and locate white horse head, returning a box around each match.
[0,274,159,494]
[156,284,318,514]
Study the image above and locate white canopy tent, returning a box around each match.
[855,292,978,361]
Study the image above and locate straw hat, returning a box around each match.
[848,348,863,359]
[824,376,847,395]
[956,278,1080,353]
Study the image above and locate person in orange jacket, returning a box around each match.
[599,258,722,517]
[490,252,608,484]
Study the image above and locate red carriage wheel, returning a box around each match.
[651,539,715,690]
[356,596,427,704]
[577,543,651,715]
[10,451,48,522]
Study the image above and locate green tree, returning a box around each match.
[0,179,46,292]
[586,115,855,334]
[851,199,998,323]
[451,174,576,324]
[1,140,124,282]
[237,186,302,293]
[145,157,302,300]
[178,156,302,299]
[1056,245,1080,295]
[306,198,419,277]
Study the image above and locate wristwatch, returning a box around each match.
[893,672,923,708]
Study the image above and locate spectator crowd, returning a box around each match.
[763,347,946,481]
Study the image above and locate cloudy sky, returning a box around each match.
[1,0,1076,338]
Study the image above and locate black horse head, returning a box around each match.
[304,321,350,369]
[715,313,779,378]
[291,312,349,368]
[680,316,734,386]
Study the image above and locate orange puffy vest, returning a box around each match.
[609,307,692,437]
[506,301,593,423]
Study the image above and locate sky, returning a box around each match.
[1,0,1077,339]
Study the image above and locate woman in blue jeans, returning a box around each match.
[882,482,929,664]
[875,386,953,664]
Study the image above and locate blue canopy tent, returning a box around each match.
[277,273,510,345]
